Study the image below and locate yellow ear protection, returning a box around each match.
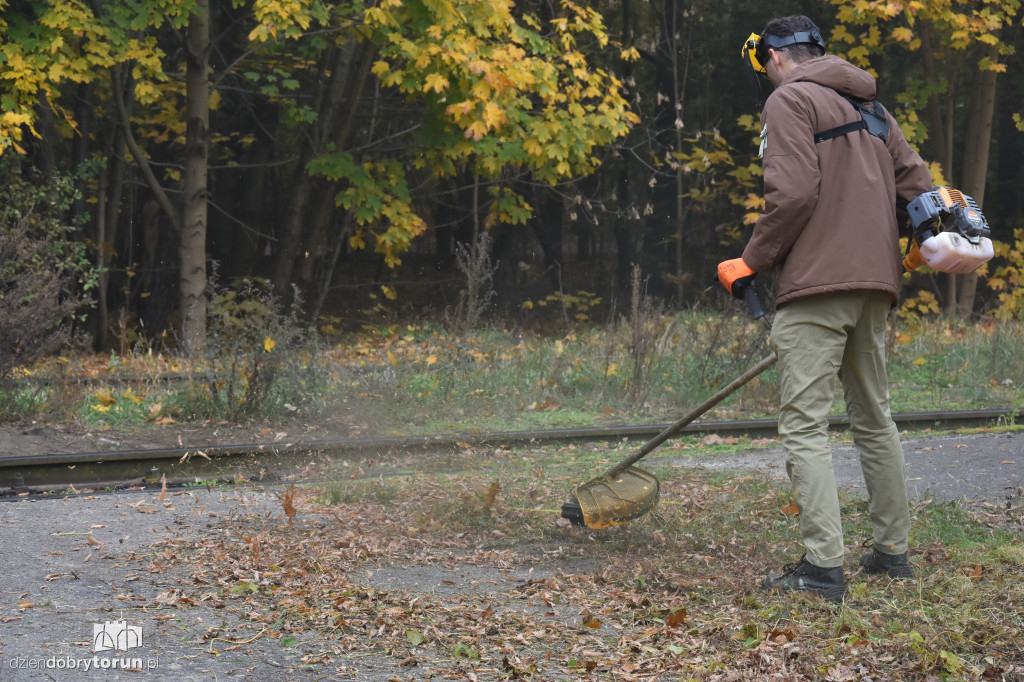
[741,33,769,74]
[741,28,827,106]
[741,29,826,74]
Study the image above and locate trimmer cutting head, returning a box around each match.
[561,466,660,530]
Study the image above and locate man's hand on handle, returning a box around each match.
[717,258,764,320]
[717,258,756,298]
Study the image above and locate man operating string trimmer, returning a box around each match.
[718,15,992,602]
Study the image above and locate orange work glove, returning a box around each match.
[717,258,757,299]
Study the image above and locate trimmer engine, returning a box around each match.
[902,187,994,274]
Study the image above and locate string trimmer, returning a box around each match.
[560,285,772,529]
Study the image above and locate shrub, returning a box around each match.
[0,160,93,382]
[182,275,325,422]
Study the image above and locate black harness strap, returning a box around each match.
[815,93,889,144]
[814,120,868,144]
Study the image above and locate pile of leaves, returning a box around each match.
[129,445,1024,681]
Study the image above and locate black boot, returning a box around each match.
[859,547,915,580]
[762,555,846,602]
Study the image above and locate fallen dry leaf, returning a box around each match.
[701,433,739,446]
[276,485,298,526]
[780,498,801,516]
[666,607,687,628]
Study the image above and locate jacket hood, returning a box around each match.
[781,55,877,100]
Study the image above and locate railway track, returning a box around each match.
[0,408,1016,497]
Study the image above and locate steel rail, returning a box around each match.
[1,408,1017,496]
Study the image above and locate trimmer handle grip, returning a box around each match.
[743,285,765,320]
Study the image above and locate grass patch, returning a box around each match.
[319,477,404,507]
[4,314,1023,435]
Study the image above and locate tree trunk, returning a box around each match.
[955,45,998,319]
[94,141,111,349]
[919,25,961,316]
[919,24,951,177]
[530,188,564,291]
[296,42,378,319]
[103,74,130,350]
[943,72,958,315]
[296,42,375,295]
[672,6,692,304]
[310,213,354,323]
[93,70,133,350]
[272,44,361,300]
[180,0,211,354]
[612,164,634,293]
[31,96,57,177]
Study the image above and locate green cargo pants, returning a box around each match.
[771,290,910,569]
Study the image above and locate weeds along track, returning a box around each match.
[0,408,1016,497]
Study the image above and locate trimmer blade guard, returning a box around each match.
[567,465,660,530]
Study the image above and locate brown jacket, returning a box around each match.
[741,55,934,306]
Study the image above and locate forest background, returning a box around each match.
[3,0,1024,360]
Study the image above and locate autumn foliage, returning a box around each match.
[3,0,1024,348]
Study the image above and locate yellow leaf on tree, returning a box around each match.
[482,101,506,130]
[465,120,488,141]
[743,194,765,210]
[620,47,640,62]
[423,72,449,93]
[264,337,276,353]
[523,138,543,157]
[892,27,914,43]
[927,161,949,187]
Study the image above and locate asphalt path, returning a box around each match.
[678,430,1024,502]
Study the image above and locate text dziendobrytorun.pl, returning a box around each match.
[4,655,160,672]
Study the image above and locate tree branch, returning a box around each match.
[110,66,180,231]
